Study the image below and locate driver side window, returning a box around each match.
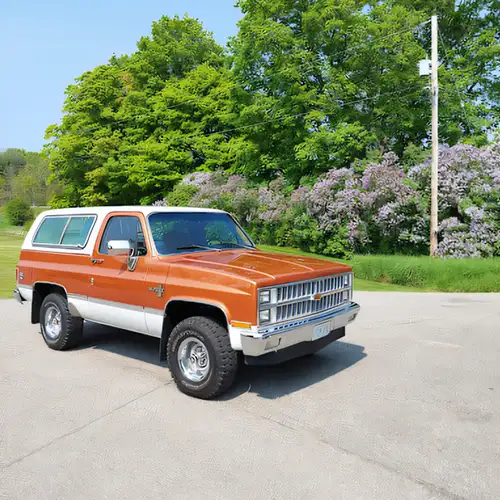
[99,216,147,256]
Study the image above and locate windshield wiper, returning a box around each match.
[176,245,220,252]
[219,242,255,249]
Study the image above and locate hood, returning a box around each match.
[163,248,351,287]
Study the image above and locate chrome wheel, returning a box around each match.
[177,337,210,383]
[44,305,62,339]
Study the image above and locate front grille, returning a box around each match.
[260,273,351,325]
[276,275,347,303]
[276,290,346,322]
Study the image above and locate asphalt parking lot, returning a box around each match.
[1,292,499,500]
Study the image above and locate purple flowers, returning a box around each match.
[154,141,499,258]
[182,172,212,187]
[152,198,168,206]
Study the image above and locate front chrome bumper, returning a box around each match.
[240,301,360,357]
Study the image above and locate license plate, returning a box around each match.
[312,321,330,341]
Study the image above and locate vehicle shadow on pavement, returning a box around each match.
[78,322,167,368]
[221,341,367,400]
[78,322,366,399]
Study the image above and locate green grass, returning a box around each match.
[259,245,500,292]
[258,245,425,291]
[0,209,9,229]
[1,236,497,298]
[351,254,500,292]
[0,232,24,299]
[0,234,420,298]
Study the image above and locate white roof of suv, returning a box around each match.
[40,206,225,216]
[23,206,226,255]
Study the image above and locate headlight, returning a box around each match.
[260,290,271,304]
[259,309,271,323]
[344,273,351,287]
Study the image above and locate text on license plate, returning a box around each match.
[312,322,330,341]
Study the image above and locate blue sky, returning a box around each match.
[0,0,242,152]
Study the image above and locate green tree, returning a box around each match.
[12,161,50,206]
[230,0,499,182]
[44,5,500,202]
[45,15,252,207]
[423,0,500,145]
[0,149,27,202]
[5,198,32,226]
[0,149,49,205]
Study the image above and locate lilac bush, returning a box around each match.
[298,153,427,253]
[152,198,168,206]
[182,172,213,187]
[155,141,499,258]
[410,143,500,257]
[437,205,497,258]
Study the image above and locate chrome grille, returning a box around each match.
[276,290,346,322]
[276,275,347,304]
[259,273,352,325]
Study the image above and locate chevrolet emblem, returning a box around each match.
[312,293,323,301]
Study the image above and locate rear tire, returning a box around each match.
[167,316,238,399]
[40,293,83,350]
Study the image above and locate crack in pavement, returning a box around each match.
[317,437,467,500]
[0,380,477,500]
[2,382,172,470]
[239,406,467,500]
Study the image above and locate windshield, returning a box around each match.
[148,211,255,255]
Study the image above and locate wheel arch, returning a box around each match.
[159,298,230,361]
[31,282,68,324]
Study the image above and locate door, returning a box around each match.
[84,212,155,334]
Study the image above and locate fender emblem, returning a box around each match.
[149,284,164,298]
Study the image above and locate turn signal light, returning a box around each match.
[231,321,252,329]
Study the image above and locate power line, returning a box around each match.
[300,19,431,71]
[73,84,424,160]
[438,31,473,132]
[72,82,244,136]
[64,21,432,138]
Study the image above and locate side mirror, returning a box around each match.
[108,240,132,256]
[107,240,138,272]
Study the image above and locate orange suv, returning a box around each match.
[15,207,360,398]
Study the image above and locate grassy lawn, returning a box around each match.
[0,207,48,297]
[0,232,24,299]
[258,245,426,292]
[0,231,422,298]
[259,245,500,292]
[1,234,497,297]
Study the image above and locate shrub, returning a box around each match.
[23,219,34,231]
[167,184,199,207]
[5,198,32,226]
[158,141,500,259]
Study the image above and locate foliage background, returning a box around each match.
[154,141,500,258]
[2,1,499,256]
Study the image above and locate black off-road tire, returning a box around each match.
[167,316,238,399]
[40,293,83,350]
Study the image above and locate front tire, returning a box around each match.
[167,316,238,399]
[40,293,83,350]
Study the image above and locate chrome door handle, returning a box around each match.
[91,258,104,265]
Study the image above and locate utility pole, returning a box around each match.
[430,15,439,256]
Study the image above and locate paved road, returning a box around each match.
[1,292,499,500]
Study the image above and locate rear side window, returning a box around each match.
[61,216,95,246]
[33,215,96,248]
[33,217,69,245]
